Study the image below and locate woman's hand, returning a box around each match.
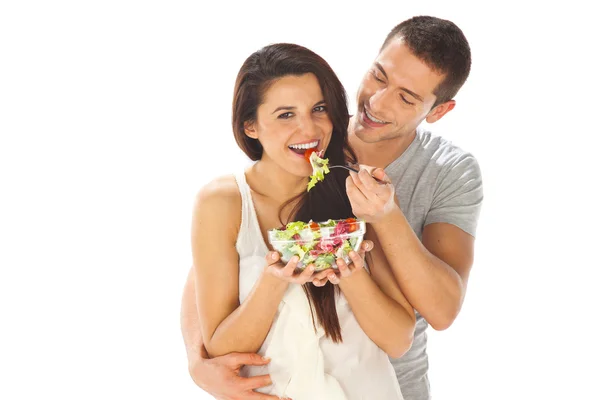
[265,251,327,285]
[311,240,373,286]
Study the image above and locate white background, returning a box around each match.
[1,1,599,399]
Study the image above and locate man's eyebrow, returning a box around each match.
[374,62,389,80]
[375,62,424,102]
[400,87,424,103]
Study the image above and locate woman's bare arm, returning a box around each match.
[192,177,290,358]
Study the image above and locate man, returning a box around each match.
[181,15,483,400]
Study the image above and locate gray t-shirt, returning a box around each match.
[384,127,483,400]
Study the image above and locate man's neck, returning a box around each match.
[349,128,417,169]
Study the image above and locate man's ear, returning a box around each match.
[244,121,258,139]
[426,100,456,124]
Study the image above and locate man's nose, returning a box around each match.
[369,87,392,113]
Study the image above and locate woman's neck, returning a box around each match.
[247,158,307,204]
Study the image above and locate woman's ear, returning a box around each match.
[244,121,258,139]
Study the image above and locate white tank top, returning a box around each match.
[234,171,403,400]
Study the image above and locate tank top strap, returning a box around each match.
[233,171,269,257]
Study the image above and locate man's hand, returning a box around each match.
[346,166,396,224]
[189,351,288,400]
[311,240,373,287]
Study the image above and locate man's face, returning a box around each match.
[351,38,446,143]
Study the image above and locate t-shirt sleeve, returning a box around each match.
[424,153,483,237]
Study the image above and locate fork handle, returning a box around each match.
[329,165,387,184]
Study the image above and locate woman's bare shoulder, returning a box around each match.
[195,175,240,204]
[192,175,242,234]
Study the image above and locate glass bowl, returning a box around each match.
[268,218,366,271]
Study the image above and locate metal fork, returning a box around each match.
[329,165,387,184]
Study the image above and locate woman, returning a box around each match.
[191,43,415,399]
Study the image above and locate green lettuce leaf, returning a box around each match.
[307,151,330,192]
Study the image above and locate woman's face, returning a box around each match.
[244,73,332,177]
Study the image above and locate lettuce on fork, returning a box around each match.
[307,150,330,192]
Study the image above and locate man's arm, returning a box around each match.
[346,160,482,331]
[181,266,206,373]
[371,209,473,330]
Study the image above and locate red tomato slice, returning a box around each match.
[304,148,317,163]
[345,218,358,232]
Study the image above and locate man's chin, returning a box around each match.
[354,125,384,144]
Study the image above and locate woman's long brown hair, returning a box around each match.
[231,43,357,343]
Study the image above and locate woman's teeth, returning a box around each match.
[288,140,318,150]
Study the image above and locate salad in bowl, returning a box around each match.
[268,218,366,271]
